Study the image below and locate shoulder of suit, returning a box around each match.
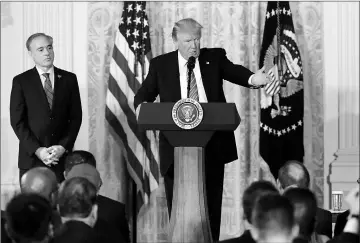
[55,67,76,78]
[200,47,226,56]
[150,50,177,63]
[13,68,35,81]
[97,195,125,208]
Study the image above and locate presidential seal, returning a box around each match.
[172,98,203,130]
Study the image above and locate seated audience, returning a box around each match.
[64,150,130,242]
[4,193,53,243]
[20,167,62,230]
[284,187,327,243]
[334,210,350,237]
[65,163,126,242]
[328,186,359,243]
[218,180,279,243]
[250,193,299,243]
[277,160,333,239]
[53,177,101,243]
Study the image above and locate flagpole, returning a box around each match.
[132,180,137,243]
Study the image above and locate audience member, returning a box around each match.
[284,187,327,243]
[20,167,62,234]
[64,150,130,242]
[65,163,126,242]
[334,210,350,237]
[277,160,332,239]
[250,193,299,243]
[53,177,100,243]
[218,180,279,243]
[328,187,359,243]
[5,193,53,243]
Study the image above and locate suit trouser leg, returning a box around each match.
[163,160,224,242]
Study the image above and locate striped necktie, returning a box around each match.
[42,73,53,109]
[188,69,199,101]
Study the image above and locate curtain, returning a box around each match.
[87,2,323,241]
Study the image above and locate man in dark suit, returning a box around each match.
[277,160,333,239]
[54,177,102,243]
[134,18,272,241]
[334,210,350,237]
[218,180,279,243]
[63,151,130,242]
[4,193,53,243]
[10,32,82,183]
[20,167,62,232]
[284,188,320,243]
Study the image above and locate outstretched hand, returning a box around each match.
[251,66,275,86]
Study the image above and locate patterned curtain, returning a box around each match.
[87,2,323,241]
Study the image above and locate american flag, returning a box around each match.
[105,1,159,213]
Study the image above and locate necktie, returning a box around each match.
[188,70,199,101]
[42,73,53,109]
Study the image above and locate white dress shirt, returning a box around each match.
[35,65,55,89]
[178,52,208,102]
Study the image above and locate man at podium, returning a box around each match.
[134,18,272,241]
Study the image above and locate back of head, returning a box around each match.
[242,180,279,224]
[66,163,102,191]
[278,160,310,190]
[64,150,96,175]
[251,193,296,243]
[5,193,52,243]
[20,167,58,201]
[284,187,317,238]
[58,177,97,220]
[172,18,203,41]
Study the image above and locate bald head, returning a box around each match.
[20,167,58,200]
[278,160,310,190]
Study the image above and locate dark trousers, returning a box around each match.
[19,166,65,184]
[163,157,225,241]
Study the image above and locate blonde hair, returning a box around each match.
[172,18,203,41]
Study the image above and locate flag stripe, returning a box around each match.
[112,39,141,94]
[106,1,158,213]
[108,74,160,184]
[105,106,151,196]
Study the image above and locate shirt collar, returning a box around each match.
[178,51,198,68]
[35,65,54,77]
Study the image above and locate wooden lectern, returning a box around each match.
[138,103,240,243]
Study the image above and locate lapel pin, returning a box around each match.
[206,61,210,64]
[57,74,62,79]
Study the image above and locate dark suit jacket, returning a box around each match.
[10,66,82,175]
[334,210,350,237]
[1,210,11,243]
[218,230,256,243]
[97,195,130,242]
[52,220,101,243]
[327,232,359,243]
[134,48,254,175]
[315,207,333,239]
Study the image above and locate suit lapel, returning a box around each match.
[52,67,62,114]
[31,67,51,113]
[169,51,181,100]
[198,49,212,100]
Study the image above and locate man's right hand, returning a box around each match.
[35,147,58,166]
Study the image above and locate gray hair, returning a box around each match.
[26,33,53,51]
[171,18,203,41]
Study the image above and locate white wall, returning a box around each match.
[323,2,359,210]
[0,2,89,209]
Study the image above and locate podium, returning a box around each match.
[138,102,240,243]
